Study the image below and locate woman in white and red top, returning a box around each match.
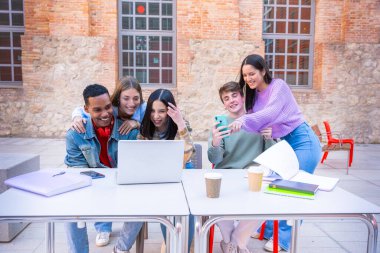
[229,54,321,252]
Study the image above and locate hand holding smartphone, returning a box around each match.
[80,170,105,179]
[215,115,230,139]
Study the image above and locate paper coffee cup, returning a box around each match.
[247,167,263,192]
[204,172,222,198]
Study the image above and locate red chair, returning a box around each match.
[321,121,354,167]
[258,220,280,253]
[208,224,215,253]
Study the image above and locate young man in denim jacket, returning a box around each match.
[64,84,141,253]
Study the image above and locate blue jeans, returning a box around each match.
[161,214,194,253]
[94,222,112,233]
[65,222,143,253]
[115,222,143,251]
[282,123,322,174]
[260,122,321,251]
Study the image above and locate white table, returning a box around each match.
[181,169,380,253]
[0,168,189,253]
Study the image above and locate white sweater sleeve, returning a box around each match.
[71,106,90,120]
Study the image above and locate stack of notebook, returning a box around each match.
[265,179,319,199]
[254,141,339,200]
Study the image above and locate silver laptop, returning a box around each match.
[116,140,184,184]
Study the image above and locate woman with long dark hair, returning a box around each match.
[138,88,195,253]
[229,54,321,252]
[139,89,188,143]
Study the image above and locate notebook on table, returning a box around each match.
[269,179,319,194]
[254,140,339,192]
[4,170,92,197]
[116,140,184,185]
[264,186,316,200]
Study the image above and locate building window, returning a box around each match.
[0,0,24,87]
[263,0,314,87]
[119,0,176,86]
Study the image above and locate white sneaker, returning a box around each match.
[96,232,110,247]
[237,247,251,253]
[251,232,260,239]
[264,238,284,252]
[112,246,129,253]
[220,240,237,253]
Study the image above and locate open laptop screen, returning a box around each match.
[117,140,184,184]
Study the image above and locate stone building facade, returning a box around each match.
[0,0,379,143]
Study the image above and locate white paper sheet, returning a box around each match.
[291,170,339,191]
[254,140,299,180]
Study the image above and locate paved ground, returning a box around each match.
[0,137,379,253]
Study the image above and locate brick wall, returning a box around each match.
[49,0,90,36]
[309,0,380,143]
[342,0,380,43]
[24,0,50,35]
[0,0,379,143]
[315,0,380,44]
[0,0,118,137]
[239,0,263,41]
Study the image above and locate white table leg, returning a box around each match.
[45,222,54,253]
[290,220,300,253]
[363,214,378,253]
[178,216,188,253]
[174,216,184,253]
[166,216,173,253]
[194,216,202,253]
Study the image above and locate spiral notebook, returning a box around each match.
[4,170,92,197]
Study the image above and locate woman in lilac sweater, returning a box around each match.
[229,54,321,252]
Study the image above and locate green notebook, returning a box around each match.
[269,179,319,195]
[264,186,315,200]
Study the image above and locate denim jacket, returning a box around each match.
[64,117,138,168]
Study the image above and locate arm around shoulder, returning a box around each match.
[140,102,147,118]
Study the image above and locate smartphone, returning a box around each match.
[215,115,229,138]
[80,170,105,179]
[215,115,228,129]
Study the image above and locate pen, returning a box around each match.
[52,171,66,177]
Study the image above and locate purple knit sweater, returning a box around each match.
[236,78,304,139]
